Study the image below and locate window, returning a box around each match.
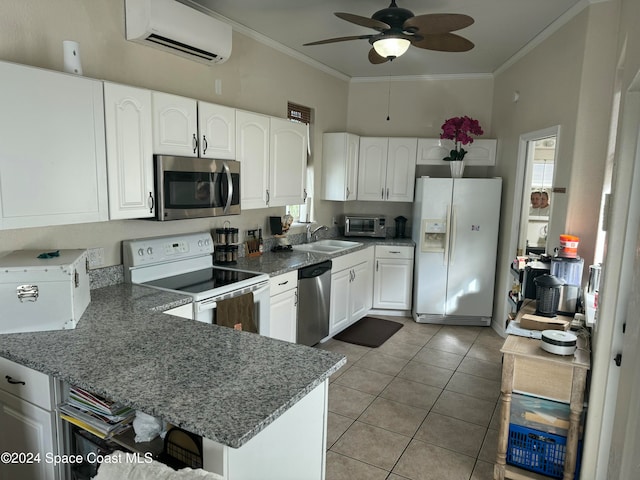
[286,102,313,223]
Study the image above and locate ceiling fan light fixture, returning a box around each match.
[373,37,410,59]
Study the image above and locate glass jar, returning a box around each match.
[215,245,227,264]
[229,228,239,244]
[215,228,226,244]
[229,245,238,262]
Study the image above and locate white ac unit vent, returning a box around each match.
[125,0,231,65]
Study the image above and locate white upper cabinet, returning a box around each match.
[0,61,108,230]
[357,137,416,202]
[198,101,235,159]
[322,132,359,201]
[236,110,270,209]
[104,82,155,220]
[269,117,307,207]
[237,113,307,210]
[152,91,198,156]
[152,92,236,160]
[417,138,497,166]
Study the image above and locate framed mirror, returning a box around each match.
[518,129,558,255]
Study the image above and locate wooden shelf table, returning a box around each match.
[494,335,590,480]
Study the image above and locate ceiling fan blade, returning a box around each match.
[368,48,390,64]
[335,12,390,32]
[404,14,474,35]
[411,33,474,52]
[304,34,374,46]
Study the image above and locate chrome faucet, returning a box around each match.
[307,223,329,243]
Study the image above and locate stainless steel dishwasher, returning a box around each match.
[297,260,332,346]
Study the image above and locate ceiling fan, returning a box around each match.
[303,0,475,64]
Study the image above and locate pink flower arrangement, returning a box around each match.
[440,116,484,161]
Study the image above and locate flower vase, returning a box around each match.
[449,160,465,178]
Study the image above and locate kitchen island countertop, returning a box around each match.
[0,283,345,448]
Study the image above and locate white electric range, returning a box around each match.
[123,232,270,334]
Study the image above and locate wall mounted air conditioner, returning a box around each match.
[125,0,231,65]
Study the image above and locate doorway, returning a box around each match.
[516,126,560,256]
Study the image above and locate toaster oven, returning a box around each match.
[344,215,387,238]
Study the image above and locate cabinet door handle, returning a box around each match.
[386,188,390,199]
[266,189,270,205]
[303,189,308,201]
[346,187,351,199]
[381,188,384,200]
[202,134,208,155]
[192,133,198,154]
[5,375,25,386]
[376,260,379,272]
[148,192,154,213]
[294,291,298,306]
[389,251,401,254]
[278,280,289,286]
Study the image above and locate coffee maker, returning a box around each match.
[394,216,408,238]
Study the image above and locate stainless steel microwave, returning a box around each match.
[154,155,240,221]
[344,215,387,238]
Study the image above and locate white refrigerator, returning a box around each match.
[412,177,502,326]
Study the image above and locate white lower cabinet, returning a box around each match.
[0,357,61,480]
[329,247,374,336]
[373,245,414,310]
[269,271,298,343]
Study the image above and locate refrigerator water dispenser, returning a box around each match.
[421,219,447,252]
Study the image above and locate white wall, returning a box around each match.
[490,3,618,335]
[0,0,350,266]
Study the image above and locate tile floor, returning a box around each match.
[318,316,505,480]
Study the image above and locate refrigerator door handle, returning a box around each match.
[450,205,458,265]
[443,204,452,266]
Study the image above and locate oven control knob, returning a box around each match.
[137,248,144,256]
[147,247,153,255]
[198,240,203,247]
[204,239,210,246]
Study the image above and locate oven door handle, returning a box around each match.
[197,283,270,312]
[221,161,233,215]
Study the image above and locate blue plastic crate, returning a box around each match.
[507,424,581,479]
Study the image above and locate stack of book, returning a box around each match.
[60,386,135,439]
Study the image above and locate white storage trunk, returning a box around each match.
[0,249,90,334]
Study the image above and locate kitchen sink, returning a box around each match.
[293,239,362,254]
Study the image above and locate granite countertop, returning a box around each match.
[234,237,415,276]
[0,283,345,448]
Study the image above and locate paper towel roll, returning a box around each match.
[299,196,311,223]
[63,40,83,75]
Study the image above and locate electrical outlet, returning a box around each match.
[87,247,104,269]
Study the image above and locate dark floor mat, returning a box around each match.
[333,316,403,348]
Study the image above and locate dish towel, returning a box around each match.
[215,292,257,333]
[91,451,223,480]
